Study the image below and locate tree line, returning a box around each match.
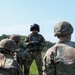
[0,34,55,52]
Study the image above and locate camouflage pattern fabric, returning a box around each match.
[23,32,45,75]
[0,38,23,75]
[0,53,23,75]
[44,40,75,75]
[54,21,73,36]
[24,51,43,75]
[0,38,17,52]
[16,47,25,68]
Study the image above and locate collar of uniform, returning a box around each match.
[31,32,38,36]
[58,39,70,43]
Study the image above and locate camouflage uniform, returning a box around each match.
[16,47,25,67]
[10,34,25,68]
[23,23,46,75]
[0,38,23,75]
[44,21,75,75]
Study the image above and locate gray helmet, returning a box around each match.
[0,38,17,51]
[54,21,74,36]
[10,34,21,42]
[30,23,40,32]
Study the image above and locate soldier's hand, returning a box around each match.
[30,41,38,44]
[27,41,39,45]
[38,46,43,50]
[0,53,6,67]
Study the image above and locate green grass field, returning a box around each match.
[30,60,39,75]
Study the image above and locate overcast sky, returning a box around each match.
[0,0,75,43]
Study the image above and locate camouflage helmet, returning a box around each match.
[30,23,40,32]
[54,21,74,36]
[10,34,21,42]
[0,38,17,51]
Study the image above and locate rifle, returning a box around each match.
[26,41,42,52]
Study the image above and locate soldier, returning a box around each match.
[10,34,25,68]
[23,23,46,75]
[43,21,75,75]
[0,38,23,75]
